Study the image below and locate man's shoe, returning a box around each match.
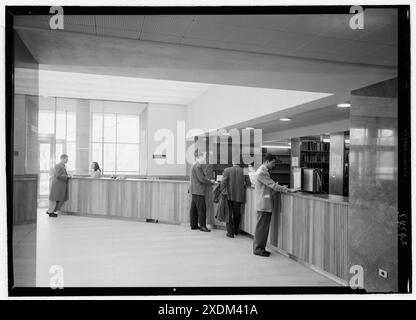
[49,212,58,218]
[200,227,211,232]
[253,251,269,257]
[226,233,234,238]
[191,226,200,230]
[264,250,271,255]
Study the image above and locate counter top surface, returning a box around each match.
[283,191,349,205]
[71,176,189,184]
[246,186,348,204]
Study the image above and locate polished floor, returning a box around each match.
[34,209,339,287]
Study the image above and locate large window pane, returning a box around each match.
[117,144,139,172]
[55,142,64,164]
[39,143,51,171]
[104,114,116,143]
[92,113,103,142]
[67,112,76,141]
[39,110,55,135]
[103,143,116,173]
[66,142,76,172]
[91,142,103,167]
[56,112,66,140]
[117,115,140,143]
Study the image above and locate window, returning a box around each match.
[38,110,55,135]
[55,111,76,172]
[91,112,140,175]
[38,97,77,200]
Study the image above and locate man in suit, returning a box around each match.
[221,157,252,238]
[189,153,215,232]
[46,154,72,218]
[253,153,292,256]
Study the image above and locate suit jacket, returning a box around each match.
[49,163,69,201]
[189,162,212,196]
[221,165,251,203]
[255,164,288,212]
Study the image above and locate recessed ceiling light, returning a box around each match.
[337,103,351,108]
[245,127,255,130]
[222,132,230,136]
[279,118,292,121]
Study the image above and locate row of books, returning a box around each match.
[301,154,329,163]
[301,142,329,152]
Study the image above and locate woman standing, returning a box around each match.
[46,154,71,218]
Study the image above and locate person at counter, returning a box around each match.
[220,157,251,238]
[253,153,291,257]
[189,153,215,232]
[46,154,72,218]
[90,162,102,178]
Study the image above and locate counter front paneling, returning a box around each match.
[240,189,349,282]
[278,192,349,281]
[63,177,190,224]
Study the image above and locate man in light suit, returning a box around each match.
[253,153,292,256]
[189,153,215,232]
[221,157,251,238]
[46,154,72,218]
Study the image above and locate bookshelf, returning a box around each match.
[300,139,330,193]
[262,148,291,186]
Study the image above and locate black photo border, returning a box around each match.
[4,4,411,297]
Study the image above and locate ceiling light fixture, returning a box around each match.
[337,103,351,108]
[279,118,292,121]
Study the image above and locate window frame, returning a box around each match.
[91,111,140,175]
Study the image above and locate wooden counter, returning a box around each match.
[62,177,191,223]
[240,189,349,283]
[13,174,38,225]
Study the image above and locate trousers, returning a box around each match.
[253,211,272,253]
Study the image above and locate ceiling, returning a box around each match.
[14,9,398,67]
[13,10,397,138]
[252,104,350,134]
[223,93,351,141]
[14,68,212,105]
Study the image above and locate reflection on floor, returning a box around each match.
[35,209,339,287]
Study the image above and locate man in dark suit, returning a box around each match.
[189,153,215,232]
[221,157,252,238]
[46,154,72,218]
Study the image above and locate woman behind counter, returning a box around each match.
[91,162,102,178]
